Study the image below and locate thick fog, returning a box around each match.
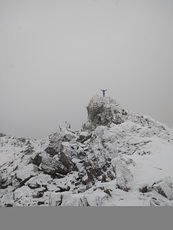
[0,0,173,138]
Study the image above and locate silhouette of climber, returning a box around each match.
[101,89,107,97]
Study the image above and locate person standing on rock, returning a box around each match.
[101,89,107,97]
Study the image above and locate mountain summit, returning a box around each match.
[84,95,127,130]
[0,95,173,206]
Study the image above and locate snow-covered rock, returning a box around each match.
[83,95,127,130]
[0,95,173,206]
[44,132,62,156]
[40,155,69,176]
[152,178,173,200]
[16,164,38,181]
[49,192,62,206]
[112,159,133,191]
[0,190,15,207]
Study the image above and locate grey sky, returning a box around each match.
[0,0,173,138]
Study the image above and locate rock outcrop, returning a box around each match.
[83,95,128,131]
[0,95,173,206]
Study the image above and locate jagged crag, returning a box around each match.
[0,95,173,206]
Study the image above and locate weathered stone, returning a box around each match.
[44,146,57,156]
[101,174,107,183]
[45,132,62,156]
[113,159,133,191]
[59,150,78,172]
[41,156,68,176]
[153,179,173,200]
[49,193,62,206]
[27,182,40,189]
[79,196,90,206]
[85,165,103,182]
[23,146,34,155]
[31,153,42,166]
[55,186,70,193]
[63,132,77,141]
[104,189,112,197]
[14,186,32,201]
[5,203,13,207]
[83,95,127,130]
[107,171,116,181]
[37,201,45,205]
[139,185,151,193]
[16,164,38,181]
[0,177,12,189]
[77,132,92,143]
[150,197,169,206]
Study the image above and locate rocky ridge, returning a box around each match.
[0,95,173,206]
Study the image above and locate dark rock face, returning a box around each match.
[59,150,78,172]
[44,146,57,156]
[31,153,42,166]
[0,133,6,137]
[22,146,34,155]
[139,185,151,193]
[45,132,62,156]
[0,173,2,188]
[41,156,69,176]
[36,124,116,185]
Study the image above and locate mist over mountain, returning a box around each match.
[0,95,173,206]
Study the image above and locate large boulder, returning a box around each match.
[112,159,133,191]
[152,178,173,200]
[59,149,78,172]
[40,156,69,176]
[83,95,127,130]
[16,164,38,181]
[44,132,62,156]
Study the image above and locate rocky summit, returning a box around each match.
[0,95,173,206]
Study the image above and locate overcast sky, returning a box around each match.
[0,0,173,139]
